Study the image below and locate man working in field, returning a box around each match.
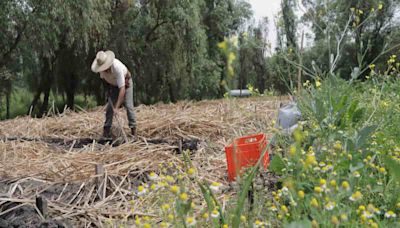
[91,50,136,140]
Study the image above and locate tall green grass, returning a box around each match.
[0,88,98,120]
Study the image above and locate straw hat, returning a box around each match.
[91,50,115,73]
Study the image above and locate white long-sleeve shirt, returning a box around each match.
[100,59,128,88]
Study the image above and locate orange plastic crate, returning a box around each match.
[225,133,270,181]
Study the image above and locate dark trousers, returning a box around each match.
[104,78,136,129]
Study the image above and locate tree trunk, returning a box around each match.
[0,95,2,119]
[219,63,226,97]
[28,88,42,116]
[31,56,53,117]
[39,85,50,117]
[168,81,176,103]
[66,90,75,110]
[66,73,77,109]
[6,90,10,119]
[255,62,266,93]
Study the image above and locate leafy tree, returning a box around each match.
[236,19,269,93]
[301,0,400,78]
[0,0,253,118]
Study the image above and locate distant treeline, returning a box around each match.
[0,0,399,119]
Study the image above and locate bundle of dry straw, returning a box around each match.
[0,97,284,226]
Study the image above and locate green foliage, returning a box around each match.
[0,88,97,120]
[301,0,399,78]
[284,220,312,228]
[0,0,254,117]
[383,156,400,183]
[269,155,286,175]
[265,75,400,227]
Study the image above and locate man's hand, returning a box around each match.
[114,86,126,111]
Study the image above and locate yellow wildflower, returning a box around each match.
[217,40,227,51]
[211,209,220,218]
[161,203,170,211]
[148,172,159,181]
[315,80,321,88]
[349,191,363,201]
[240,215,246,222]
[137,185,147,196]
[281,205,288,213]
[143,224,151,228]
[135,217,141,225]
[319,179,327,186]
[348,154,353,160]
[379,167,386,173]
[289,145,296,156]
[160,222,169,227]
[378,3,383,10]
[159,181,168,188]
[330,180,337,187]
[311,219,319,228]
[187,168,196,177]
[385,210,396,218]
[186,216,196,226]
[305,154,317,167]
[228,65,234,77]
[170,185,179,194]
[333,141,342,151]
[314,186,323,194]
[150,183,157,191]
[360,213,367,222]
[331,216,339,225]
[165,175,174,183]
[325,201,335,211]
[210,182,222,192]
[298,190,305,199]
[253,220,263,227]
[203,213,209,219]
[294,129,304,142]
[303,80,311,88]
[310,198,319,208]
[179,192,188,202]
[340,214,348,221]
[228,52,236,64]
[341,181,350,191]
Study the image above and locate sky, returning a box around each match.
[247,0,281,50]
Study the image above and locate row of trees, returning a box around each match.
[0,0,254,118]
[273,0,400,86]
[0,0,399,119]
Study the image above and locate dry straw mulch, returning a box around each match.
[0,97,284,226]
